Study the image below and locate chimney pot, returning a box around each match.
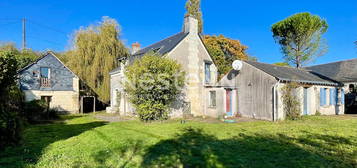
[131,42,141,54]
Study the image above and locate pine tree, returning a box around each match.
[185,0,203,33]
[66,17,129,103]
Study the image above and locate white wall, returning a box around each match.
[276,83,344,120]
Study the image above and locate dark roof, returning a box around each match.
[129,32,188,63]
[109,66,121,75]
[18,51,78,78]
[306,58,357,82]
[246,61,340,86]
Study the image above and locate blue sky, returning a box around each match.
[0,0,356,65]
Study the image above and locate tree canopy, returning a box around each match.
[185,0,203,33]
[203,35,249,78]
[65,17,129,103]
[124,53,185,122]
[272,12,328,68]
[0,43,40,70]
[273,62,290,67]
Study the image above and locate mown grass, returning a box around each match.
[0,115,356,168]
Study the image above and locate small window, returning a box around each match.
[205,63,211,83]
[209,91,216,107]
[40,67,50,79]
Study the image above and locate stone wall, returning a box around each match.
[23,90,79,114]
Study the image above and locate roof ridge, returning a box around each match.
[308,58,357,67]
[133,32,187,56]
[245,60,311,72]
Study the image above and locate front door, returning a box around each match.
[226,89,233,116]
[303,88,309,115]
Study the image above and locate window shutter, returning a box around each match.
[341,89,345,105]
[334,88,338,105]
[330,88,337,105]
[320,88,324,106]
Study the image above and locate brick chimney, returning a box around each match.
[183,15,198,34]
[131,42,141,54]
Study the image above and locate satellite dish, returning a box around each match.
[232,60,243,71]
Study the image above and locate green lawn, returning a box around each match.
[1,115,356,168]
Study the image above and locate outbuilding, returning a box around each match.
[218,61,344,121]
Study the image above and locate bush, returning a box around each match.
[125,53,185,122]
[281,82,301,120]
[0,51,23,150]
[24,100,59,122]
[24,100,48,122]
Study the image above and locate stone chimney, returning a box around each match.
[183,15,198,34]
[131,42,141,54]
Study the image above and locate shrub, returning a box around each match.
[125,53,185,122]
[315,110,321,116]
[0,51,23,150]
[281,82,301,120]
[23,100,48,122]
[24,100,59,122]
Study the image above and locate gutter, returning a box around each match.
[273,80,281,122]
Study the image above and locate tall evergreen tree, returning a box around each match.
[272,12,328,68]
[66,17,129,103]
[185,0,203,33]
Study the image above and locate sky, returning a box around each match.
[0,0,356,65]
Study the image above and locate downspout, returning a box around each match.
[273,80,281,122]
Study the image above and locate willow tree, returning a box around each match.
[67,17,129,103]
[272,12,328,68]
[203,35,249,78]
[185,0,203,33]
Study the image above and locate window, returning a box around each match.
[209,91,216,107]
[320,88,327,106]
[41,96,52,105]
[40,67,50,79]
[205,62,211,83]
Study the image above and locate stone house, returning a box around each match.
[19,51,80,114]
[219,61,344,121]
[107,16,219,117]
[107,16,347,121]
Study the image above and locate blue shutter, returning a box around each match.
[330,88,333,105]
[341,89,345,105]
[335,88,338,105]
[320,88,324,106]
[330,88,337,105]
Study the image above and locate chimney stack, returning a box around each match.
[183,15,198,34]
[131,42,141,54]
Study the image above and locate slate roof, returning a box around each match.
[18,51,78,78]
[129,32,188,63]
[109,66,122,75]
[306,58,357,82]
[246,61,340,86]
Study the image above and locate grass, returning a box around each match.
[0,115,356,168]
